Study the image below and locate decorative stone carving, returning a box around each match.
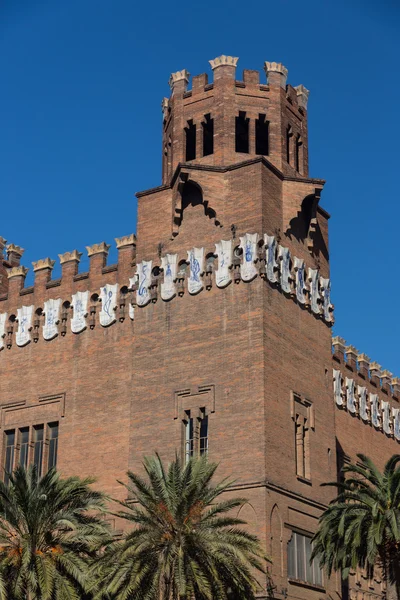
[278,246,291,294]
[59,250,82,264]
[370,394,381,428]
[115,234,136,249]
[43,299,61,341]
[187,248,204,295]
[71,291,89,333]
[358,386,369,421]
[0,313,7,350]
[169,70,190,89]
[136,261,152,307]
[345,377,356,413]
[320,277,333,322]
[308,268,320,314]
[264,62,288,87]
[392,408,400,441]
[32,258,55,272]
[209,55,239,69]
[161,254,178,301]
[264,235,278,283]
[16,305,34,347]
[215,240,233,288]
[7,265,28,279]
[294,84,310,110]
[293,257,306,304]
[99,284,118,327]
[86,242,110,257]
[239,233,258,282]
[333,370,343,406]
[381,400,392,435]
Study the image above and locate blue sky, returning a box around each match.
[1,0,399,373]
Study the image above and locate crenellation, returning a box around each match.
[6,244,24,266]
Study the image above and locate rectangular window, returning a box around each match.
[184,411,194,464]
[33,425,44,476]
[255,114,269,155]
[19,427,29,469]
[287,531,323,586]
[4,430,15,485]
[199,410,208,456]
[185,120,196,161]
[235,111,249,153]
[47,422,59,470]
[202,114,214,156]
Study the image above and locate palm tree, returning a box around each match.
[98,454,269,600]
[0,465,111,600]
[312,453,400,600]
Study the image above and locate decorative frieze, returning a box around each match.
[16,305,33,347]
[99,284,118,327]
[71,291,89,333]
[0,313,7,350]
[43,298,61,341]
[187,247,204,295]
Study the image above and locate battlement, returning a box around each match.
[162,55,310,185]
[331,336,400,443]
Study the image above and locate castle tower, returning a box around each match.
[132,56,338,599]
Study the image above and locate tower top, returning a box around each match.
[161,55,310,184]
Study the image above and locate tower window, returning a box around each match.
[295,415,310,480]
[19,427,29,469]
[183,408,209,464]
[202,114,214,156]
[48,422,59,470]
[33,425,44,477]
[255,114,269,155]
[295,135,303,173]
[185,119,196,161]
[287,531,323,586]
[4,430,15,485]
[199,409,208,456]
[286,125,293,164]
[235,111,249,153]
[184,410,194,464]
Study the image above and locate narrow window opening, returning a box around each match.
[255,114,269,155]
[286,125,293,164]
[235,111,249,153]
[184,411,194,464]
[199,409,208,456]
[185,120,196,161]
[295,414,310,479]
[202,114,214,156]
[48,422,59,470]
[19,427,29,469]
[4,430,15,485]
[295,135,303,173]
[33,425,44,477]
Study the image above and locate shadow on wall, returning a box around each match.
[173,181,222,235]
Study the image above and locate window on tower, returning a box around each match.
[185,119,196,161]
[235,111,249,153]
[255,114,269,155]
[287,531,323,586]
[286,125,293,164]
[202,114,214,156]
[295,135,303,173]
[182,408,209,464]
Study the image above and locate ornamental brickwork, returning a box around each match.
[0,56,396,600]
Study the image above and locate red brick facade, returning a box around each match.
[0,56,396,599]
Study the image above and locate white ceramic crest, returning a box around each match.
[71,291,89,334]
[370,394,381,428]
[239,233,259,282]
[100,283,118,327]
[43,298,61,341]
[345,377,356,413]
[393,408,400,441]
[320,277,333,322]
[16,305,34,347]
[308,268,320,314]
[187,247,204,295]
[161,254,178,301]
[129,276,136,319]
[333,369,343,406]
[264,234,278,283]
[136,260,152,307]
[293,257,305,304]
[278,246,291,294]
[381,400,392,435]
[358,386,369,421]
[0,313,7,350]
[215,239,233,288]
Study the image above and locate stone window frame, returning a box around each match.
[290,391,315,483]
[174,385,216,462]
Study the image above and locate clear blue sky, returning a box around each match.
[1,0,399,373]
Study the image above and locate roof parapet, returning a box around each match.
[32,258,56,272]
[7,244,24,266]
[209,55,239,70]
[169,70,190,93]
[294,84,310,110]
[264,61,288,88]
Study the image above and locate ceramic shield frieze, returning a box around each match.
[308,268,320,314]
[381,400,392,435]
[16,305,34,347]
[239,233,258,282]
[293,257,306,304]
[333,369,343,406]
[264,234,278,283]
[393,408,400,441]
[215,240,233,288]
[345,377,356,413]
[100,283,118,327]
[358,386,369,421]
[136,260,152,307]
[370,394,381,428]
[161,254,178,301]
[278,246,291,294]
[71,291,89,333]
[0,313,7,350]
[43,298,61,341]
[187,247,204,295]
[320,277,333,322]
[128,276,136,320]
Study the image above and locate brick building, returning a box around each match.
[0,55,398,599]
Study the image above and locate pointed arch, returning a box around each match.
[270,503,284,577]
